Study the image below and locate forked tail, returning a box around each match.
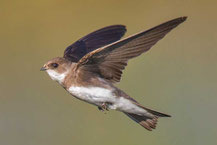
[124,108,171,131]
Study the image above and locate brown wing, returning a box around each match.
[76,17,187,83]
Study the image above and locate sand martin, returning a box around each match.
[41,17,187,131]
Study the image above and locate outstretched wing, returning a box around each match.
[63,25,126,62]
[76,17,187,83]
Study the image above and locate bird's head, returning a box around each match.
[40,57,72,84]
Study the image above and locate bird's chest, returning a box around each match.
[68,86,115,106]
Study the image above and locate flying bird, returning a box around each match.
[41,17,187,131]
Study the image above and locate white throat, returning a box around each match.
[46,70,68,84]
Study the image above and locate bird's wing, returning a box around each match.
[63,25,126,62]
[76,17,187,83]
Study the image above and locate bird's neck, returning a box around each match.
[46,70,69,85]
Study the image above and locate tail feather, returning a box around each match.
[116,89,171,130]
[124,113,158,131]
[124,107,170,131]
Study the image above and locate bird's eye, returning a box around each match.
[52,63,58,68]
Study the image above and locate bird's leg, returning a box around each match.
[98,103,109,112]
[98,106,104,112]
[98,102,112,112]
[101,102,109,111]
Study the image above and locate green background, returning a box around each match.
[1,0,217,145]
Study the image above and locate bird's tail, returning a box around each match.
[124,107,171,131]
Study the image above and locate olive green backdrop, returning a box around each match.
[1,0,217,145]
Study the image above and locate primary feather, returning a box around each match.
[77,17,187,83]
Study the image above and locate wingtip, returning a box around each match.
[176,16,187,23]
[117,24,127,32]
[170,16,188,24]
[109,24,127,33]
[111,24,126,29]
[166,114,172,117]
[181,16,188,21]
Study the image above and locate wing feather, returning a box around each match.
[77,17,187,83]
[64,25,126,62]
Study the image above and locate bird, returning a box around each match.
[40,17,187,131]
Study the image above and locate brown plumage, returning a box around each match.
[77,17,187,83]
[41,17,187,131]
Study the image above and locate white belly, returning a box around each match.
[68,86,149,115]
[68,86,115,106]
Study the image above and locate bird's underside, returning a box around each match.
[67,83,171,131]
[41,17,187,131]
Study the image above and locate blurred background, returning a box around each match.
[1,0,217,145]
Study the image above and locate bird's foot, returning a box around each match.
[98,106,104,112]
[102,102,109,111]
[98,102,111,112]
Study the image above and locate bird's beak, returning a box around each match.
[40,66,47,71]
